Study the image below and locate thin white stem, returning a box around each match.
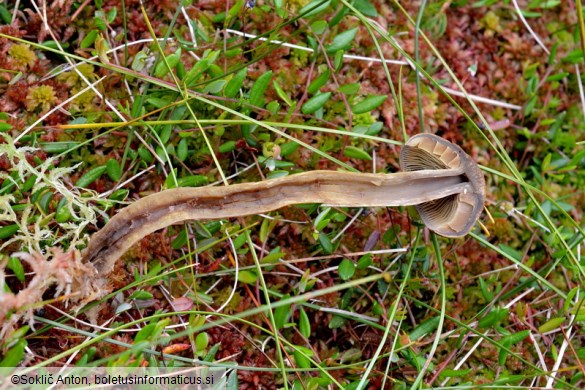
[98,165,156,198]
[226,28,408,65]
[575,65,585,124]
[511,0,550,54]
[546,291,578,388]
[211,229,239,316]
[332,209,363,243]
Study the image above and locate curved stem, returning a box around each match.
[84,169,469,274]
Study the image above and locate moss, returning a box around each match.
[8,44,37,70]
[26,85,57,112]
[481,11,502,36]
[57,63,97,87]
[353,112,375,127]
[70,89,96,112]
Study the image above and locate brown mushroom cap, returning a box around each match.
[400,133,486,237]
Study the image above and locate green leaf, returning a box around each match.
[224,67,247,98]
[293,346,313,369]
[40,141,79,153]
[195,332,209,352]
[280,142,299,157]
[339,83,360,95]
[106,159,121,181]
[80,30,98,49]
[353,0,378,16]
[0,122,12,132]
[439,368,473,379]
[184,59,209,86]
[177,138,188,161]
[160,124,173,143]
[274,294,291,330]
[249,71,273,108]
[0,340,26,367]
[146,97,170,109]
[524,95,538,116]
[328,315,345,329]
[260,249,284,264]
[478,276,493,302]
[333,50,344,72]
[310,20,328,34]
[0,5,11,24]
[137,146,153,163]
[318,232,333,254]
[0,224,20,240]
[298,308,311,338]
[273,80,293,106]
[313,207,331,231]
[131,50,150,72]
[343,146,371,160]
[409,316,440,341]
[55,199,71,223]
[352,95,387,114]
[301,92,331,114]
[106,7,117,23]
[134,323,156,343]
[326,27,358,54]
[478,307,509,329]
[154,48,181,78]
[7,257,25,282]
[338,259,355,280]
[176,175,208,187]
[226,0,245,22]
[541,153,552,172]
[76,165,107,188]
[498,244,522,262]
[38,191,53,213]
[238,270,257,284]
[260,217,278,243]
[538,317,564,333]
[129,290,154,300]
[109,189,128,201]
[202,79,227,94]
[219,141,236,153]
[356,253,372,270]
[308,69,330,94]
[299,0,331,18]
[171,229,188,249]
[499,330,530,365]
[266,101,280,113]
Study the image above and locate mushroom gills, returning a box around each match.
[400,134,485,237]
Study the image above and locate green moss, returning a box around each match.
[286,0,310,13]
[57,63,97,87]
[26,85,57,112]
[8,44,37,70]
[480,11,502,36]
[353,112,375,127]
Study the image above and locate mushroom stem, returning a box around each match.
[84,134,485,275]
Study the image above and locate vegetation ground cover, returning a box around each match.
[0,0,583,388]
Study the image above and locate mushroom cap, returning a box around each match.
[400,133,486,237]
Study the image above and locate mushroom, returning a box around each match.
[400,133,485,237]
[83,133,485,275]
